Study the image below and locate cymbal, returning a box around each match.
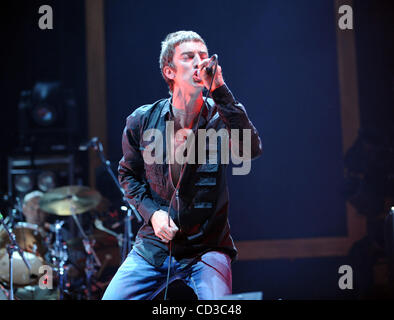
[39,185,102,216]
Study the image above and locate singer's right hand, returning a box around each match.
[150,209,179,243]
[198,57,224,91]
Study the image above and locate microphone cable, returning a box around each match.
[163,56,219,300]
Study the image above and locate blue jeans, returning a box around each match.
[102,249,232,300]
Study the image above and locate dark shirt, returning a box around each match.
[118,84,262,267]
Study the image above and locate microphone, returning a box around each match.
[205,54,218,75]
[79,137,99,151]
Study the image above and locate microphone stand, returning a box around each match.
[69,207,101,300]
[0,213,31,300]
[121,208,134,263]
[87,138,142,262]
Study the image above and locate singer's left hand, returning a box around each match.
[198,58,225,92]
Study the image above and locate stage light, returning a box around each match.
[120,206,128,212]
[31,102,57,126]
[14,175,34,193]
[17,82,79,152]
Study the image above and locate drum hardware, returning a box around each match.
[39,185,103,300]
[49,220,69,300]
[0,213,31,300]
[93,218,125,272]
[94,218,123,248]
[71,211,101,300]
[70,213,101,266]
[0,223,46,286]
[1,184,119,300]
[1,183,124,299]
[0,195,24,230]
[82,239,99,300]
[95,253,112,280]
[13,196,24,222]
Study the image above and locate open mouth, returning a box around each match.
[193,71,202,82]
[193,76,202,82]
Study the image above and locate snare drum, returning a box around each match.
[0,222,47,286]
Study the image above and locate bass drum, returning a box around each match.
[0,222,47,286]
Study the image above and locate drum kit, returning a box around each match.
[0,185,129,300]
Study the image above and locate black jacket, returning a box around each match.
[118,84,262,266]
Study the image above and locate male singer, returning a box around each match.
[102,30,262,300]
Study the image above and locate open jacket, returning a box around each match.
[118,84,262,267]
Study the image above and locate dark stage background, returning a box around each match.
[1,0,393,300]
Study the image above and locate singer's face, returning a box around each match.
[171,41,208,93]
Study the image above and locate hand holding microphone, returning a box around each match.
[205,54,218,75]
[198,54,224,91]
